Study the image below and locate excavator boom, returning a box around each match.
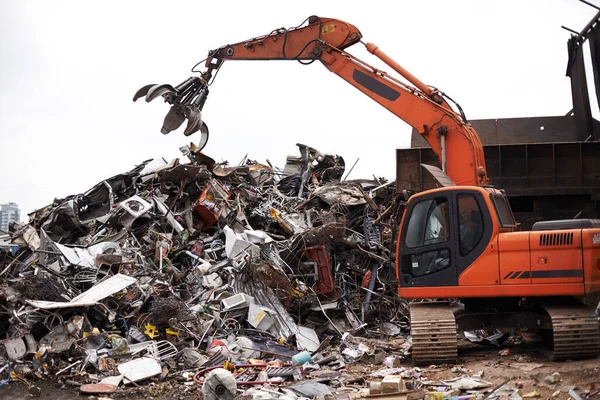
[135,16,488,187]
[206,16,361,60]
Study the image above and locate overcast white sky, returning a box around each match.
[0,0,598,218]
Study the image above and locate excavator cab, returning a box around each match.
[396,186,515,291]
[397,186,600,365]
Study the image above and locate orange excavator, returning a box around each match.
[134,16,600,364]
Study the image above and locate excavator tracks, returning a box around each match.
[542,304,600,360]
[410,302,457,365]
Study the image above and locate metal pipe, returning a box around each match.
[365,42,435,97]
[441,133,447,173]
[369,180,395,198]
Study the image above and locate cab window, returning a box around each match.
[458,194,484,256]
[405,197,450,248]
[491,194,516,227]
[411,249,451,277]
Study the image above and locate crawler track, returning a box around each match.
[410,302,457,365]
[542,304,600,360]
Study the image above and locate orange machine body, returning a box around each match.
[396,186,600,300]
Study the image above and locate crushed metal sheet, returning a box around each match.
[232,271,299,340]
[118,357,162,383]
[26,274,137,309]
[295,326,320,352]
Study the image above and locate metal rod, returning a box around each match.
[34,249,63,255]
[342,157,360,182]
[580,0,600,11]
[373,203,393,224]
[482,379,511,400]
[561,25,580,35]
[0,252,24,277]
[56,360,82,376]
[309,288,343,336]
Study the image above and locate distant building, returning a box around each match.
[0,202,20,232]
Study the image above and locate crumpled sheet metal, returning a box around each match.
[10,224,40,250]
[26,274,136,309]
[52,241,121,269]
[232,271,299,341]
[311,184,367,206]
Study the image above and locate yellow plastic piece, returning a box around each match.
[165,328,180,336]
[223,359,235,372]
[144,323,159,339]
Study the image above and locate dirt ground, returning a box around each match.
[341,342,600,400]
[1,341,598,399]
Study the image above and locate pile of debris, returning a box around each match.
[0,142,410,397]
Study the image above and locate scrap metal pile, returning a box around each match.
[0,142,411,397]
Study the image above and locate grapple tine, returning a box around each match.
[183,107,201,136]
[197,121,209,151]
[133,84,155,102]
[145,84,177,103]
[183,113,209,151]
[161,106,186,135]
[183,86,209,136]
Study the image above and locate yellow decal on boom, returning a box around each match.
[321,24,335,35]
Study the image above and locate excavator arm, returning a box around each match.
[135,16,488,186]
